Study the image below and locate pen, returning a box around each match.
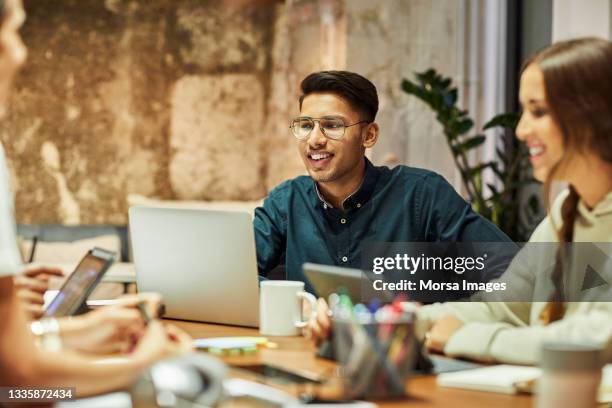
[328,292,340,314]
[353,303,371,324]
[367,298,382,314]
[136,301,152,325]
[28,235,38,263]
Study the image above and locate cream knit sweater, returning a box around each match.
[417,189,612,365]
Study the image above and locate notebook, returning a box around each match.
[437,364,612,403]
[437,365,540,394]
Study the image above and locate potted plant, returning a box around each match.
[401,69,541,241]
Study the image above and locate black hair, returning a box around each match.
[299,70,379,122]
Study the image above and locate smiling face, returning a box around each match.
[298,92,376,185]
[0,0,27,117]
[516,64,565,183]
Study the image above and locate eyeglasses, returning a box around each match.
[289,116,369,140]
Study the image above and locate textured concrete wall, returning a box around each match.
[264,0,346,190]
[2,0,465,224]
[3,0,276,224]
[345,0,461,186]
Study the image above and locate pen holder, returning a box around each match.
[331,314,418,399]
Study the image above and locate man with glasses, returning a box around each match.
[254,71,512,292]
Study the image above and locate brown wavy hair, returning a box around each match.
[523,38,612,323]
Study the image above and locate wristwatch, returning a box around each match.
[30,317,62,352]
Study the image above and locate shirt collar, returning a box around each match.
[313,157,380,211]
[577,190,612,222]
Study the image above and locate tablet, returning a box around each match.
[44,247,116,317]
[302,262,393,303]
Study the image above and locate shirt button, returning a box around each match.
[356,203,361,208]
[341,256,348,262]
[340,218,347,224]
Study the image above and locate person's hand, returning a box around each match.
[132,320,194,366]
[58,292,165,354]
[59,304,146,354]
[15,266,64,320]
[425,314,464,353]
[88,293,164,318]
[305,297,332,345]
[23,266,65,280]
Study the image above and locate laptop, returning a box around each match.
[129,206,259,327]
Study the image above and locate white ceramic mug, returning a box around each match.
[259,281,317,336]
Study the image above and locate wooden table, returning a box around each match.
[172,320,534,408]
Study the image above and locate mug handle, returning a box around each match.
[294,291,317,328]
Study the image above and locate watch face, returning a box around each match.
[30,318,62,352]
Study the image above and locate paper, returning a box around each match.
[193,336,272,350]
[438,363,612,402]
[437,365,542,394]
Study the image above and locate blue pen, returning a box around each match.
[367,298,382,314]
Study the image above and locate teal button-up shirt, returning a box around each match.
[254,158,512,292]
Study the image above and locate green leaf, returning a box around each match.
[456,135,486,152]
[436,110,450,122]
[490,162,504,179]
[495,147,510,167]
[467,162,496,177]
[444,88,458,107]
[486,183,500,196]
[401,70,543,241]
[445,130,460,142]
[432,92,445,110]
[456,118,474,134]
[401,79,418,95]
[528,195,541,214]
[416,69,436,85]
[483,112,520,130]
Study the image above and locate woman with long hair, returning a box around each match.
[309,37,612,365]
[0,0,192,394]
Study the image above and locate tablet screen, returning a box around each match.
[45,249,113,316]
[303,262,393,303]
